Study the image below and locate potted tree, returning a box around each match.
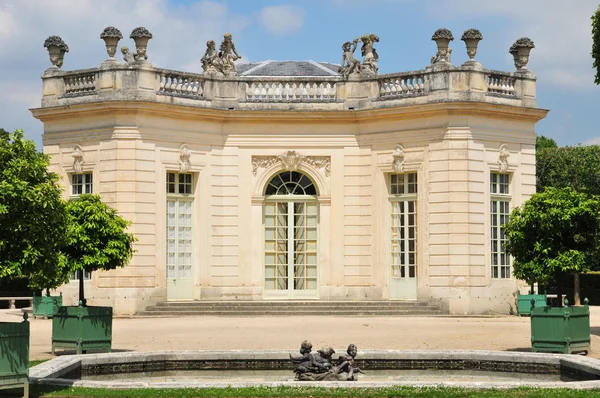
[51,194,135,355]
[0,129,69,396]
[505,187,600,354]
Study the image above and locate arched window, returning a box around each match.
[265,171,317,196]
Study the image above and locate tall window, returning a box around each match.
[491,172,511,278]
[390,173,417,279]
[70,270,92,281]
[166,172,193,281]
[71,173,93,196]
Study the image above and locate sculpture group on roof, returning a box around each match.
[201,33,242,75]
[339,33,380,78]
[289,340,363,381]
[42,26,536,77]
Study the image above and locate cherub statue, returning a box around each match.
[335,344,363,381]
[201,40,219,74]
[358,33,379,74]
[218,33,241,75]
[290,341,331,377]
[339,39,360,77]
[121,46,135,64]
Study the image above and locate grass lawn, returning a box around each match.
[2,386,600,398]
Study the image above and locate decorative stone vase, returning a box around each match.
[461,28,483,61]
[32,292,63,319]
[130,27,153,61]
[51,303,112,355]
[0,313,29,396]
[530,298,591,354]
[509,37,535,70]
[43,35,69,68]
[431,28,454,64]
[516,292,546,316]
[100,26,123,60]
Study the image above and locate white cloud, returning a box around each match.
[584,136,600,146]
[0,0,252,146]
[259,5,305,35]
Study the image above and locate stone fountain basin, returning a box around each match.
[30,350,600,389]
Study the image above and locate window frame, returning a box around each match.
[490,172,512,279]
[71,172,93,196]
[389,172,418,280]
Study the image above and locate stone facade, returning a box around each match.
[32,31,547,315]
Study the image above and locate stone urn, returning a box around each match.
[100,26,123,61]
[130,27,153,61]
[431,28,454,64]
[461,28,483,62]
[43,35,69,68]
[509,37,535,70]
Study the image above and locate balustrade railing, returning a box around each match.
[245,81,337,102]
[487,73,516,97]
[378,73,426,99]
[158,71,205,98]
[63,71,96,96]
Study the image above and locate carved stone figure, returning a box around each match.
[43,36,69,68]
[218,33,241,75]
[72,145,84,174]
[358,33,379,75]
[291,342,363,381]
[392,144,405,172]
[201,40,220,74]
[498,144,510,173]
[179,145,192,173]
[339,39,360,77]
[121,46,135,64]
[278,150,305,172]
[509,37,535,70]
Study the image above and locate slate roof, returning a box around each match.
[238,61,341,77]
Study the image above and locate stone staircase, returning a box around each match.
[137,300,447,317]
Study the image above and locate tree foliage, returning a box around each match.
[536,143,600,195]
[593,5,600,85]
[505,187,600,286]
[0,129,70,290]
[63,194,135,274]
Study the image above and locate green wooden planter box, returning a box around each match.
[0,313,29,397]
[33,293,63,319]
[530,298,591,355]
[517,293,547,316]
[52,305,112,355]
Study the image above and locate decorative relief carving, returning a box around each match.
[392,144,405,172]
[179,144,192,173]
[72,145,84,174]
[498,144,510,173]
[252,150,331,177]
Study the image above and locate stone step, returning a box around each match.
[138,300,446,317]
[144,305,444,312]
[153,301,433,307]
[136,309,447,317]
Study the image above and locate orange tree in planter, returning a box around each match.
[63,194,136,306]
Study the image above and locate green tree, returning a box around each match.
[63,194,135,305]
[536,135,557,151]
[505,187,600,304]
[0,129,71,291]
[536,144,600,195]
[593,5,600,84]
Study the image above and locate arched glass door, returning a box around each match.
[263,171,318,299]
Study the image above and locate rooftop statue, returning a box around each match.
[290,341,363,381]
[218,33,241,75]
[339,39,361,78]
[201,40,219,74]
[121,46,135,64]
[358,33,379,75]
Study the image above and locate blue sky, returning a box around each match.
[1,0,599,147]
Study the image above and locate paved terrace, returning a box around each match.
[2,308,599,361]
